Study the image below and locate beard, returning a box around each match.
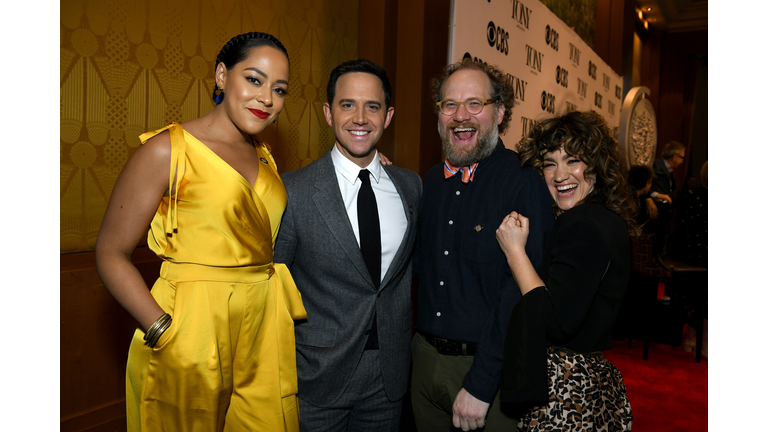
[439,119,499,166]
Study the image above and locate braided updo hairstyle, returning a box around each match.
[212,32,289,102]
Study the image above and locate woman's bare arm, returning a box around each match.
[95,133,172,331]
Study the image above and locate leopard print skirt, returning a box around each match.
[517,347,633,431]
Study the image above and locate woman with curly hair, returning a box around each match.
[496,110,635,431]
[95,32,306,431]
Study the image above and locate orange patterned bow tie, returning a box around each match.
[444,160,479,183]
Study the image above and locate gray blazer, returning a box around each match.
[274,149,422,406]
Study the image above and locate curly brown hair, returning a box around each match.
[518,110,639,233]
[430,58,515,134]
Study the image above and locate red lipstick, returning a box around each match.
[249,109,269,120]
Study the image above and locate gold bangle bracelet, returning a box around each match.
[144,313,168,341]
[146,315,171,348]
[147,316,172,348]
[144,313,171,343]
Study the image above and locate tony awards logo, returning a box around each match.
[507,73,528,102]
[520,116,535,137]
[569,43,581,66]
[577,78,587,99]
[525,44,543,73]
[511,0,532,30]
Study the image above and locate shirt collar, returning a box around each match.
[331,144,382,185]
[663,158,673,172]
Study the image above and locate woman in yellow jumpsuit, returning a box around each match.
[95,32,306,431]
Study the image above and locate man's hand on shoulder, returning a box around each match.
[451,387,490,431]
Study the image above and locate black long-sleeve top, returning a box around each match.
[415,140,554,403]
[501,196,631,403]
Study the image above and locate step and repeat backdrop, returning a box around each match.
[448,0,623,149]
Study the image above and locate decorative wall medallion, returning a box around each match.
[618,87,658,167]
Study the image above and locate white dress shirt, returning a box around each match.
[331,145,408,282]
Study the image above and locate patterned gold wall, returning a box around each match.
[61,0,359,253]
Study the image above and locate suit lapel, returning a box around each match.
[379,166,415,289]
[312,151,377,289]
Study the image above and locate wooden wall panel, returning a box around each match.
[61,248,161,431]
[392,0,426,174]
[418,0,452,175]
[655,29,707,188]
[595,0,636,93]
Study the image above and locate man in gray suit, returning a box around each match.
[274,59,422,431]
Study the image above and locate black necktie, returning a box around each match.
[358,169,381,349]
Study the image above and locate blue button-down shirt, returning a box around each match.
[415,140,554,402]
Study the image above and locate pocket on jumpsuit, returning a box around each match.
[144,279,226,416]
[149,278,179,350]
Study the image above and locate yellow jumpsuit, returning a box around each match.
[125,123,307,431]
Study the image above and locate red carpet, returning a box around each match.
[605,342,707,431]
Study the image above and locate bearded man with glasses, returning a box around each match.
[410,58,554,431]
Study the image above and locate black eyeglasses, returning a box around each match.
[435,98,496,116]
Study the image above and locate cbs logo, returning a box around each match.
[487,21,509,55]
[541,91,555,114]
[556,66,568,88]
[545,25,559,51]
[463,52,488,65]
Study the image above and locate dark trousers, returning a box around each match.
[410,333,518,432]
[299,350,403,432]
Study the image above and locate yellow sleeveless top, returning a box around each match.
[141,122,285,266]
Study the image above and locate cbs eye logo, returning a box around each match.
[556,66,568,88]
[463,52,488,65]
[541,91,555,114]
[545,25,559,51]
[487,21,509,55]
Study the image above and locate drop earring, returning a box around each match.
[212,84,225,104]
